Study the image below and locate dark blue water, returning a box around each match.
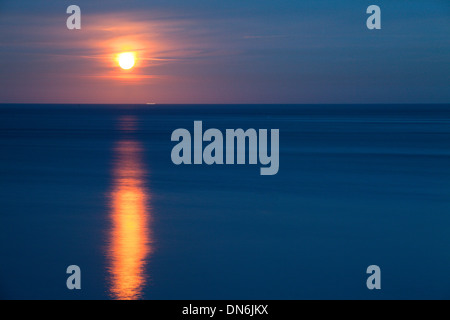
[0,104,449,299]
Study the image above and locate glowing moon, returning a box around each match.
[118,52,136,70]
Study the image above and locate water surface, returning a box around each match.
[0,104,449,299]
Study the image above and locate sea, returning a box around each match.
[0,104,449,299]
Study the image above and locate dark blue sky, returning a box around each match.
[0,0,449,103]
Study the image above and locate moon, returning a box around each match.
[118,52,136,70]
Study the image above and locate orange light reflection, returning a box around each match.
[107,125,152,300]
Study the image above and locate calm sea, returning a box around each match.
[0,104,449,299]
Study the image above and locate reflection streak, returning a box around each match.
[107,118,152,300]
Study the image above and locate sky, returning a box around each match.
[0,0,449,104]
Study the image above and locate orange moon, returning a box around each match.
[117,52,136,70]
